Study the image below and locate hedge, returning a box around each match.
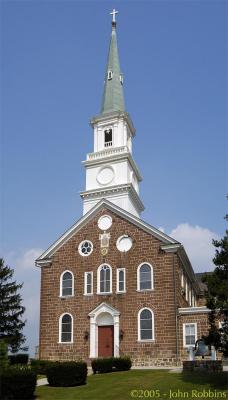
[91,357,113,374]
[113,356,132,371]
[0,366,37,399]
[46,361,87,387]
[91,357,132,374]
[30,359,56,375]
[8,353,29,365]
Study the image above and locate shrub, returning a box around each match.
[46,361,87,387]
[91,357,132,374]
[113,356,132,371]
[8,353,29,365]
[0,365,37,399]
[0,339,9,370]
[91,357,114,374]
[30,359,56,375]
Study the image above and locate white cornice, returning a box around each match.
[80,184,145,212]
[178,307,210,315]
[35,259,52,268]
[82,150,142,182]
[35,199,179,264]
[161,244,181,253]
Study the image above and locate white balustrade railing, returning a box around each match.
[87,146,128,161]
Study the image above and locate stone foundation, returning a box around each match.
[132,357,181,367]
[183,360,223,372]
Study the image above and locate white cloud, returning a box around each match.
[13,248,43,270]
[169,223,220,273]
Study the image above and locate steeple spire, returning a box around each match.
[101,10,125,114]
[81,11,144,218]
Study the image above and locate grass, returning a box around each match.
[35,370,228,400]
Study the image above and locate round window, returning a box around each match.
[78,240,93,256]
[98,215,112,231]
[116,235,133,252]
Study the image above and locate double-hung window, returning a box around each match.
[137,263,153,291]
[59,313,73,343]
[117,268,126,293]
[183,323,197,347]
[84,272,93,295]
[97,264,112,294]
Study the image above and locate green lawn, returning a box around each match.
[35,370,228,400]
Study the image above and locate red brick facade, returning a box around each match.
[38,205,210,366]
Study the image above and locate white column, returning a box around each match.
[89,318,96,358]
[114,315,120,357]
[94,126,98,152]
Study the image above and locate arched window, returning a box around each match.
[59,313,73,343]
[97,264,112,294]
[104,129,112,147]
[138,308,154,341]
[60,271,74,297]
[137,263,153,291]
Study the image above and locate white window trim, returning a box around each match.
[78,240,93,257]
[192,294,196,307]
[181,272,184,288]
[116,268,126,293]
[59,270,74,298]
[58,313,73,344]
[97,263,112,295]
[84,271,93,296]
[138,307,155,342]
[137,262,154,292]
[189,288,192,306]
[185,281,188,301]
[108,70,113,80]
[183,322,197,348]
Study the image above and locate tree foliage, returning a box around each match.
[203,220,228,357]
[0,258,27,353]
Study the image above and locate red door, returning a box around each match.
[98,325,114,358]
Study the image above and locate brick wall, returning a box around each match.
[39,207,207,366]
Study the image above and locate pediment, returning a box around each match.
[35,199,179,266]
[88,302,120,317]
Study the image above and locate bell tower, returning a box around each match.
[80,10,144,217]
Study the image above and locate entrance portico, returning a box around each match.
[88,302,120,358]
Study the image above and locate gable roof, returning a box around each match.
[35,199,201,293]
[35,199,179,265]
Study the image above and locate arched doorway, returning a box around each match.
[88,302,120,358]
[97,312,114,357]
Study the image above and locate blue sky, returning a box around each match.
[1,1,227,355]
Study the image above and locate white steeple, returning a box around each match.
[80,12,144,217]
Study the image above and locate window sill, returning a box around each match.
[136,289,154,293]
[59,295,74,299]
[138,339,155,343]
[116,291,126,294]
[97,292,112,295]
[58,341,73,344]
[84,293,93,296]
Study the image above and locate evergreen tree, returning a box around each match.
[0,258,27,353]
[203,220,228,357]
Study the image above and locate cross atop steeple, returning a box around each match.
[100,9,125,114]
[110,8,118,23]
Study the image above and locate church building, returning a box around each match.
[36,11,210,366]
